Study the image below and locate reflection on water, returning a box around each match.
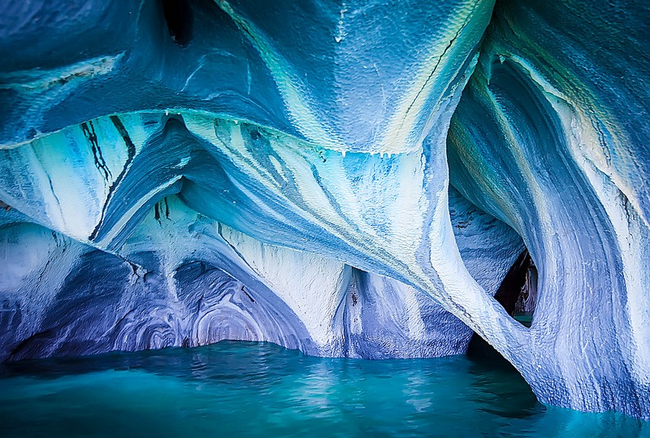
[0,341,647,437]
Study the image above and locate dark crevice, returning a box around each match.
[493,250,533,317]
[81,121,112,182]
[162,0,193,46]
[89,116,138,241]
[514,258,537,322]
[467,249,537,365]
[241,286,255,304]
[8,329,58,362]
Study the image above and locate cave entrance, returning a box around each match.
[493,249,537,328]
[162,0,193,46]
[466,250,537,364]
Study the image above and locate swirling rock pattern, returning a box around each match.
[0,0,648,419]
[447,0,650,417]
[0,191,522,361]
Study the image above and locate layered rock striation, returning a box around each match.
[0,0,648,418]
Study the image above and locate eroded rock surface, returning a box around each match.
[0,0,648,419]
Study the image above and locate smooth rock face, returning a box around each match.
[0,0,648,419]
[448,0,650,417]
[0,191,523,361]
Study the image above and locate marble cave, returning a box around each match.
[0,0,649,433]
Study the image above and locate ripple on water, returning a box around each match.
[0,341,647,438]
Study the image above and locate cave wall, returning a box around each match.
[0,0,648,419]
[448,0,650,417]
[0,190,523,361]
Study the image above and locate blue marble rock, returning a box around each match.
[0,0,648,420]
[0,191,523,361]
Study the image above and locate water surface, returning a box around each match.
[0,341,646,437]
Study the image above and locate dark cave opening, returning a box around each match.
[493,250,537,323]
[466,250,537,365]
[162,0,194,46]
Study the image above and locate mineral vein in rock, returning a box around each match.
[0,0,648,419]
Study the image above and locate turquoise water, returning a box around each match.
[0,341,647,438]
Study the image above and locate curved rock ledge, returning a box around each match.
[0,0,648,419]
